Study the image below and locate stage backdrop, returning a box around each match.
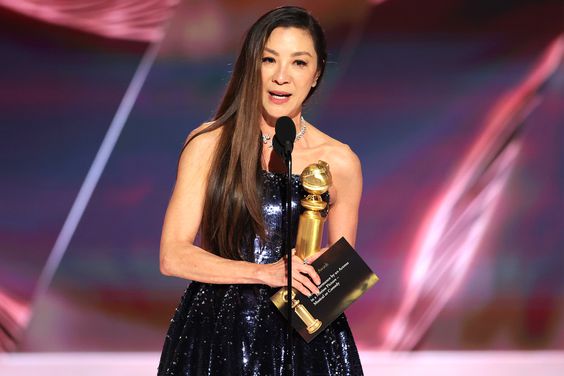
[0,0,562,352]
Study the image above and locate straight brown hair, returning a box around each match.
[183,6,327,260]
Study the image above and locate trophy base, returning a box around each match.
[306,319,322,334]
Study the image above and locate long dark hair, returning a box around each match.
[185,6,327,260]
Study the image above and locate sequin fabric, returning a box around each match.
[158,171,364,376]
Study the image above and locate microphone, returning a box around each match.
[273,116,296,160]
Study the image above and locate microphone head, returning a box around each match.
[273,116,296,158]
[275,116,296,142]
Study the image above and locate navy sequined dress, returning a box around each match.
[158,171,363,376]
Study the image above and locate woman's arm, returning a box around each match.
[326,145,363,248]
[159,127,262,283]
[159,127,320,295]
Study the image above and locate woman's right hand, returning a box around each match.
[259,251,321,297]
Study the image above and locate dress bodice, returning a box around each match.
[250,170,329,264]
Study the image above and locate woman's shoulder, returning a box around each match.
[305,123,362,176]
[304,122,362,205]
[184,122,222,148]
[178,122,222,171]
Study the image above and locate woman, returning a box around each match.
[158,6,363,376]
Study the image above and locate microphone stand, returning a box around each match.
[283,145,293,376]
[273,116,297,375]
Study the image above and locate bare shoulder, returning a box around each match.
[305,123,362,179]
[184,122,221,148]
[326,141,362,179]
[178,123,222,175]
[182,123,221,155]
[299,122,362,208]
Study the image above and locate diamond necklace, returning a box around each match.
[261,116,307,149]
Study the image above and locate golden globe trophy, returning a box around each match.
[271,160,332,334]
[295,160,332,261]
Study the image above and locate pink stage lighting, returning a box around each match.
[0,0,180,42]
[382,36,564,351]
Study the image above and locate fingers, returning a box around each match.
[292,255,320,283]
[292,272,320,297]
[275,250,324,296]
[290,255,320,296]
[299,262,321,286]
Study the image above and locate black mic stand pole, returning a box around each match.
[284,146,293,376]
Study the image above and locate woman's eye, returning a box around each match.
[262,57,275,63]
[295,60,307,67]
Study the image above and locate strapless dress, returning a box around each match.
[158,171,363,375]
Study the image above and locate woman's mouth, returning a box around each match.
[268,91,291,104]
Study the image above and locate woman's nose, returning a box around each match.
[273,64,289,85]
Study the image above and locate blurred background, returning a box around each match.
[0,0,562,374]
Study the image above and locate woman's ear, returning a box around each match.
[312,73,320,87]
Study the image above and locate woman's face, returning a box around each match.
[261,27,319,123]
